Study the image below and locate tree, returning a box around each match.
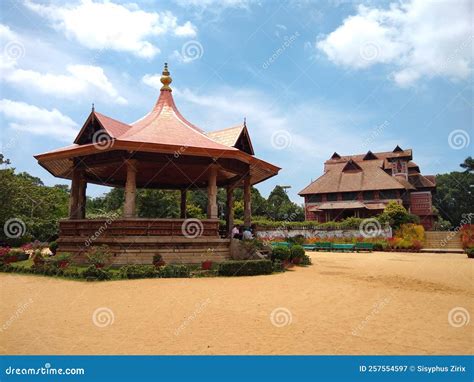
[266,186,304,221]
[460,156,474,173]
[433,171,474,227]
[378,201,418,229]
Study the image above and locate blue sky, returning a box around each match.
[0,0,472,203]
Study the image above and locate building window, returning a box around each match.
[342,192,357,201]
[363,191,374,200]
[307,194,322,203]
[327,193,338,201]
[380,190,398,199]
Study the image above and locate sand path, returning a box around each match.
[1,251,472,355]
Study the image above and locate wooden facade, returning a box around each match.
[299,147,436,230]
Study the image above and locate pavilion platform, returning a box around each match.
[58,218,231,265]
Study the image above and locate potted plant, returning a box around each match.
[86,245,112,268]
[153,254,166,268]
[201,260,213,270]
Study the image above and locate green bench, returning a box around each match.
[355,242,374,252]
[271,242,291,248]
[302,244,317,251]
[314,242,332,251]
[331,243,355,252]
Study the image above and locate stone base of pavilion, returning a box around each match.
[58,218,231,265]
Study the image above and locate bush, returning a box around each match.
[86,245,112,268]
[290,245,306,264]
[119,264,156,279]
[460,225,474,249]
[49,241,59,255]
[82,265,111,280]
[271,247,290,262]
[218,260,273,276]
[287,235,305,246]
[152,254,165,267]
[272,260,285,273]
[465,247,474,259]
[157,264,190,278]
[49,252,72,269]
[31,250,45,268]
[300,254,312,266]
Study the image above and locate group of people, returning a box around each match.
[231,224,256,240]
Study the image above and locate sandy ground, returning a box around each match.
[0,251,472,355]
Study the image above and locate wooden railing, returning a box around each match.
[59,218,220,238]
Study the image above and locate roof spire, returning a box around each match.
[243,117,246,127]
[91,103,95,112]
[160,62,172,92]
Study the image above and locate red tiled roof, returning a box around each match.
[94,111,131,138]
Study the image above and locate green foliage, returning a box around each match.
[218,260,273,276]
[266,186,304,221]
[86,245,112,267]
[119,264,156,279]
[433,171,474,227]
[287,235,305,245]
[157,264,190,278]
[460,156,474,173]
[465,247,474,258]
[271,247,291,262]
[290,245,305,263]
[300,254,312,266]
[0,166,69,245]
[378,201,417,229]
[272,260,285,273]
[82,265,112,280]
[137,189,180,218]
[49,252,72,268]
[49,241,59,255]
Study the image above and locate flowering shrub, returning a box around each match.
[460,225,474,249]
[86,245,111,268]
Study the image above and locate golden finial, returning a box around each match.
[160,62,172,91]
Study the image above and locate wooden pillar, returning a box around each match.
[180,189,187,219]
[225,184,235,237]
[207,165,218,219]
[243,175,251,227]
[124,159,137,218]
[69,168,85,219]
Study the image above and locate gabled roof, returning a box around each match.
[206,123,254,155]
[326,148,412,164]
[363,151,378,160]
[74,110,131,144]
[299,160,407,195]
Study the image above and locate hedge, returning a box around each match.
[218,260,273,276]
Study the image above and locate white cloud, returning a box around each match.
[142,73,163,90]
[24,0,197,58]
[2,64,127,105]
[0,23,127,104]
[317,0,473,86]
[0,99,78,142]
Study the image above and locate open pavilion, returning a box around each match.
[34,64,280,264]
